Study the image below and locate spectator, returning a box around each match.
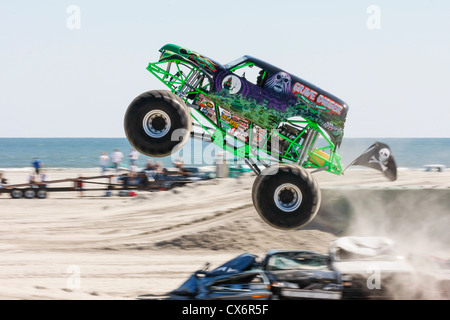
[174,157,188,175]
[129,148,139,166]
[129,162,138,177]
[110,149,124,173]
[99,151,109,175]
[0,171,7,188]
[29,172,37,184]
[155,161,166,174]
[75,176,84,197]
[31,157,43,175]
[40,169,48,183]
[40,170,48,188]
[145,159,156,170]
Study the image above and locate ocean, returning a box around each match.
[0,137,449,171]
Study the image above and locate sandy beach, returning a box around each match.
[0,167,449,299]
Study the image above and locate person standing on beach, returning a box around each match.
[31,157,43,175]
[174,157,188,175]
[75,175,84,197]
[99,152,109,175]
[29,172,37,185]
[110,149,124,173]
[129,148,139,166]
[0,172,7,188]
[145,159,155,170]
[39,170,48,189]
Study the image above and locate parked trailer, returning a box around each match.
[0,175,119,199]
[0,171,210,199]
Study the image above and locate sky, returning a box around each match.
[0,0,449,138]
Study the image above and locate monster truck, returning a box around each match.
[124,44,396,230]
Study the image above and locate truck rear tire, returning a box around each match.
[124,90,191,157]
[252,164,321,230]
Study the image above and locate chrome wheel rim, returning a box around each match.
[142,110,171,138]
[274,183,302,212]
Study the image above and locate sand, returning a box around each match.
[0,167,449,299]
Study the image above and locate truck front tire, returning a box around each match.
[124,90,191,157]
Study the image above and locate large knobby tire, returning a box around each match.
[252,164,321,230]
[124,90,191,157]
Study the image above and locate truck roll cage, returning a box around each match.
[146,57,344,176]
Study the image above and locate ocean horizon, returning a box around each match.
[0,137,449,171]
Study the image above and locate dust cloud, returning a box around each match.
[318,187,450,299]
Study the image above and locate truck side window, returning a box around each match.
[231,62,265,87]
[256,70,267,87]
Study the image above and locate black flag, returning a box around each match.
[348,142,397,181]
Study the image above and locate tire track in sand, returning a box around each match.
[105,202,256,250]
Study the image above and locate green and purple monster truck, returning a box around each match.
[124,44,396,230]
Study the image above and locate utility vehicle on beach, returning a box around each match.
[124,44,396,230]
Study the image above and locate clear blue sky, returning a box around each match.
[1,0,449,138]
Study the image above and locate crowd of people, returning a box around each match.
[98,148,173,177]
[1,149,215,190]
[98,148,140,175]
[0,148,233,198]
[3,149,176,184]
